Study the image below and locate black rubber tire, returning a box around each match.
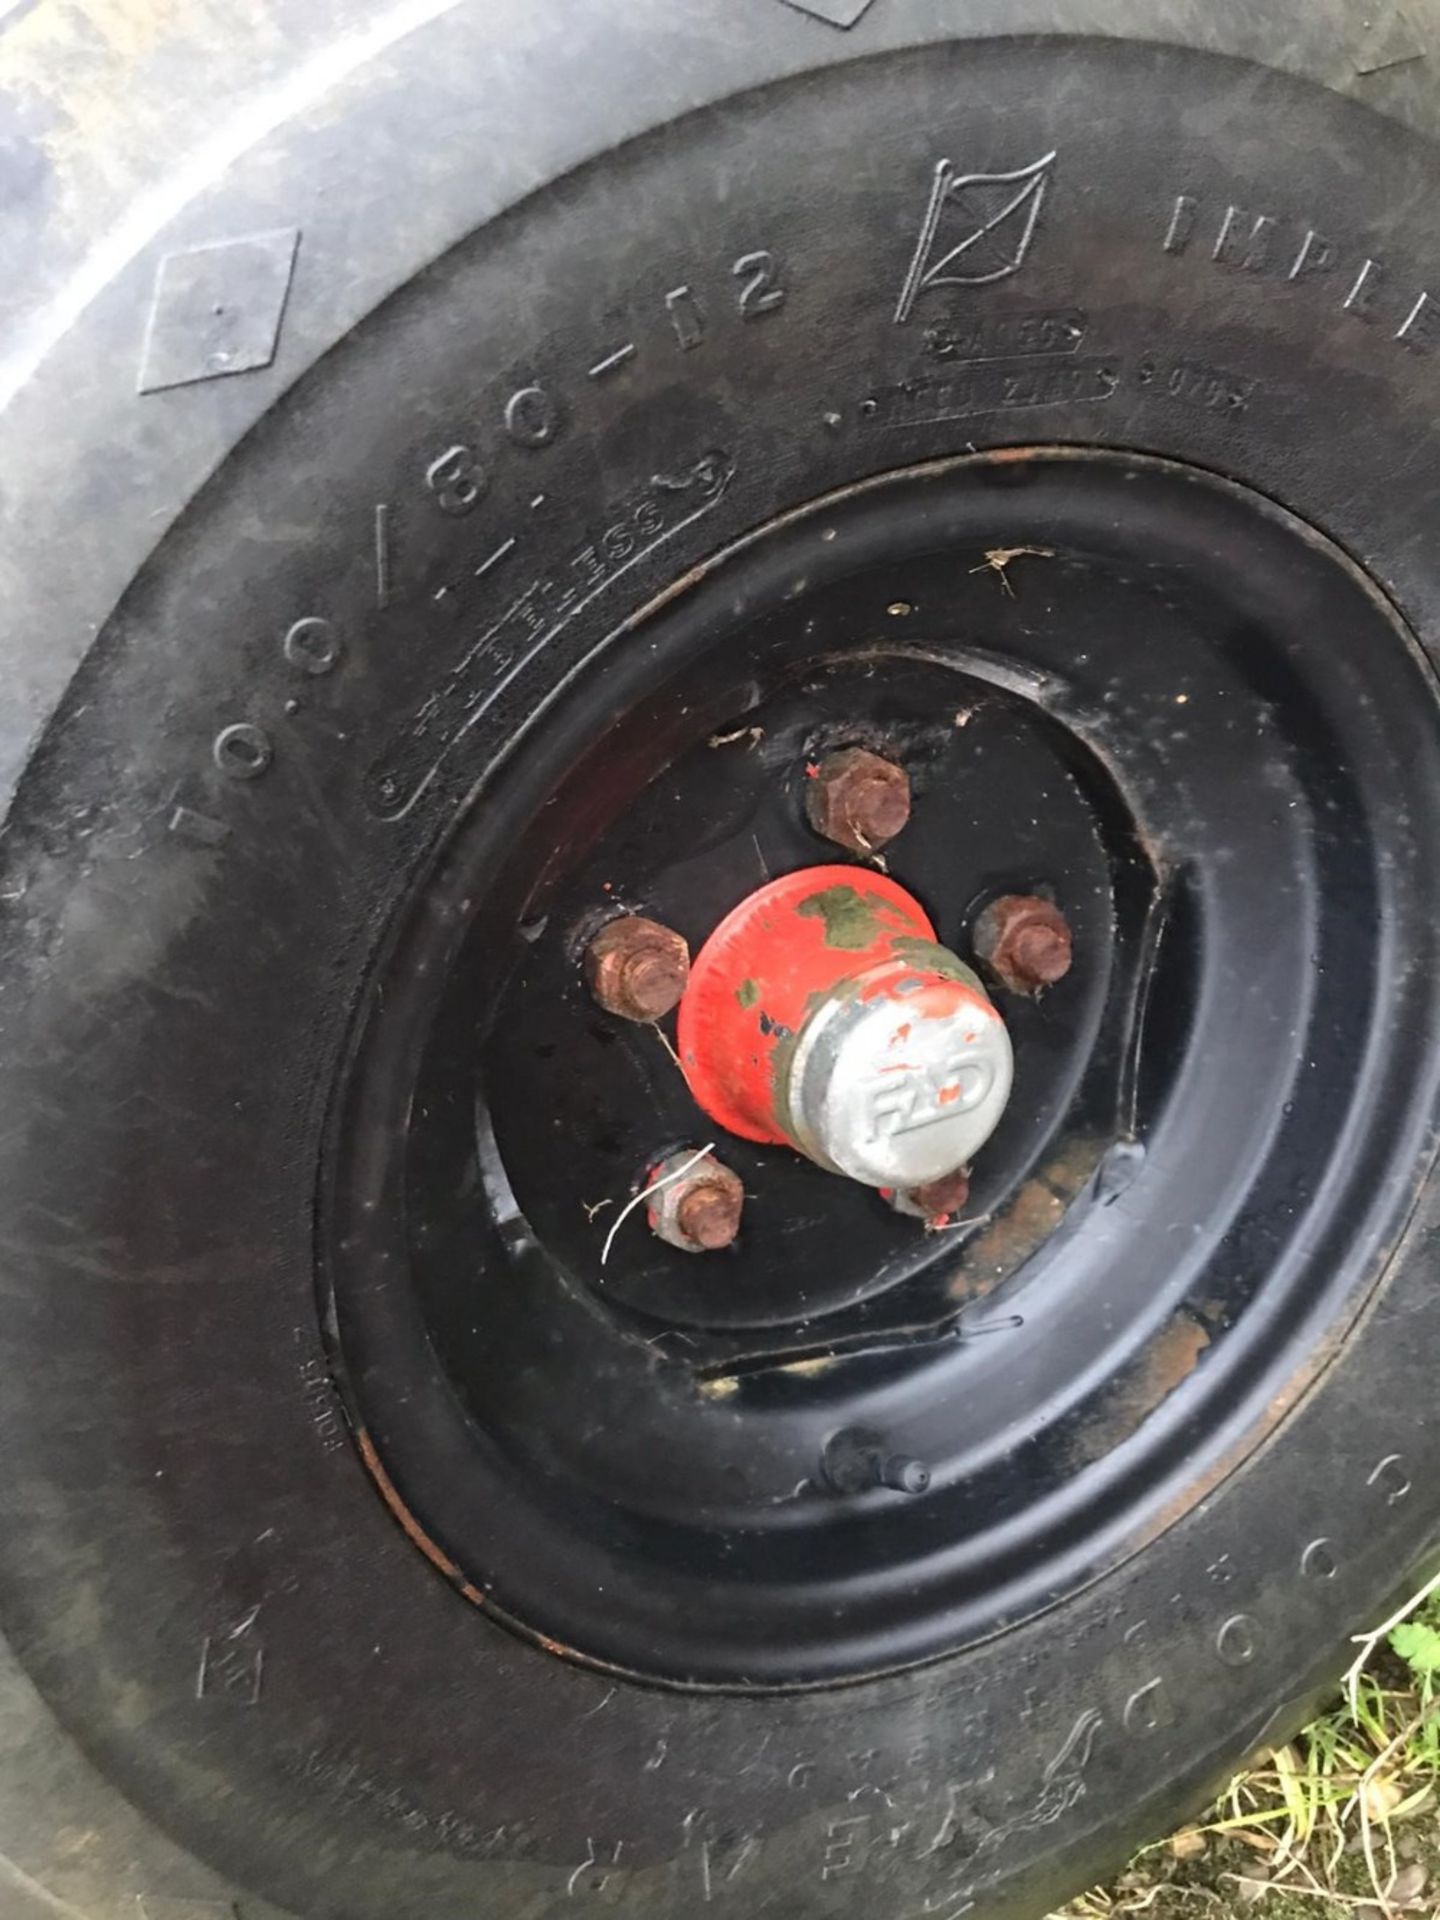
[6,5,1440,1918]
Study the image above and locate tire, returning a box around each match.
[5,5,1440,1918]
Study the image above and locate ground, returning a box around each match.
[1053,1580,1440,1920]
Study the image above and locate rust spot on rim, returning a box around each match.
[1066,1314,1212,1472]
[355,1427,485,1607]
[948,1132,1104,1303]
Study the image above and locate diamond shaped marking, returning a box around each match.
[138,228,301,394]
[779,0,877,25]
[1355,4,1425,73]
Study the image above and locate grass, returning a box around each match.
[1053,1575,1440,1920]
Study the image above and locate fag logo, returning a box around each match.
[865,1058,995,1141]
[894,151,1057,323]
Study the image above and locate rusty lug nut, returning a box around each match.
[973,894,1073,996]
[646,1150,744,1253]
[887,1165,972,1224]
[584,915,690,1022]
[805,747,911,856]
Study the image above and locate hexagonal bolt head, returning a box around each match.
[887,1165,972,1225]
[584,915,690,1023]
[646,1150,745,1253]
[805,747,911,856]
[973,894,1073,996]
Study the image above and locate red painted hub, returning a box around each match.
[676,867,1008,1187]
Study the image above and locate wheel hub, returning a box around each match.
[678,866,1013,1189]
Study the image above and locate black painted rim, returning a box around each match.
[322,447,1440,1690]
